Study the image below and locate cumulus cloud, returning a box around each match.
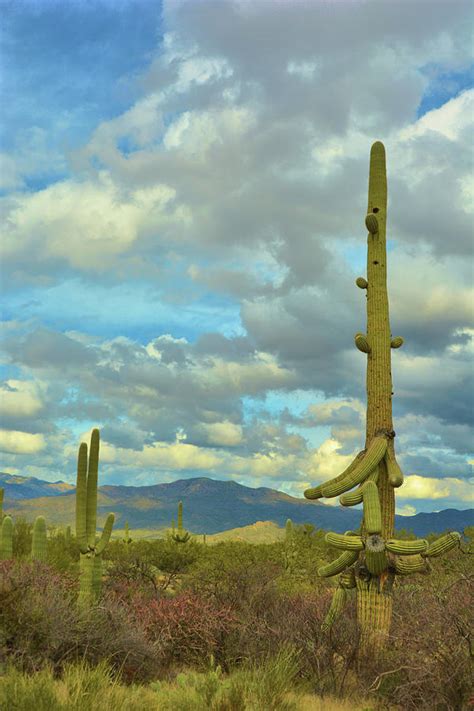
[397,475,473,502]
[0,380,44,418]
[0,430,46,455]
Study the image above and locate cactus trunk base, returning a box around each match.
[357,577,392,653]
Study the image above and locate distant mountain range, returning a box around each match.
[0,473,472,536]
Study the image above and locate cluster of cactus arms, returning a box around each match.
[305,142,461,652]
[75,429,115,603]
[171,500,191,543]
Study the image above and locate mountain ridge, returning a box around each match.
[0,472,472,536]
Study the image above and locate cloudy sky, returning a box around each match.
[1,0,473,516]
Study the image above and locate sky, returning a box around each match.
[0,0,473,517]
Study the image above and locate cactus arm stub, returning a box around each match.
[385,445,404,488]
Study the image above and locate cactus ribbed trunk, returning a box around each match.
[357,142,394,651]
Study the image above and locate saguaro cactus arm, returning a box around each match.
[304,451,365,500]
[86,429,100,548]
[95,513,115,555]
[318,550,359,577]
[76,443,89,554]
[321,587,347,632]
[321,434,388,498]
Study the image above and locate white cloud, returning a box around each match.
[200,421,243,446]
[397,474,473,501]
[0,380,44,418]
[0,430,46,455]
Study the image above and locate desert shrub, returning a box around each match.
[151,645,301,711]
[104,538,201,596]
[359,575,473,710]
[46,528,80,574]
[117,590,238,673]
[0,560,78,672]
[0,560,157,682]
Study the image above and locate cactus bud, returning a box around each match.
[355,333,371,353]
[356,277,368,289]
[390,336,404,349]
[365,213,379,234]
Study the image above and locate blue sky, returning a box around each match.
[0,0,473,517]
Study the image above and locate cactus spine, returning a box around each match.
[75,429,115,604]
[0,515,13,560]
[304,142,459,653]
[31,516,47,561]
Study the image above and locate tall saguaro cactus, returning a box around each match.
[305,142,460,652]
[75,429,115,603]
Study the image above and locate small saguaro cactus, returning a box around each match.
[31,516,47,562]
[122,521,132,545]
[75,429,115,603]
[284,518,298,571]
[171,500,191,543]
[0,487,4,521]
[0,515,13,560]
[304,142,460,653]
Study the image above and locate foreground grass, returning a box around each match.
[0,656,378,711]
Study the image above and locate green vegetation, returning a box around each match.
[0,507,471,709]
